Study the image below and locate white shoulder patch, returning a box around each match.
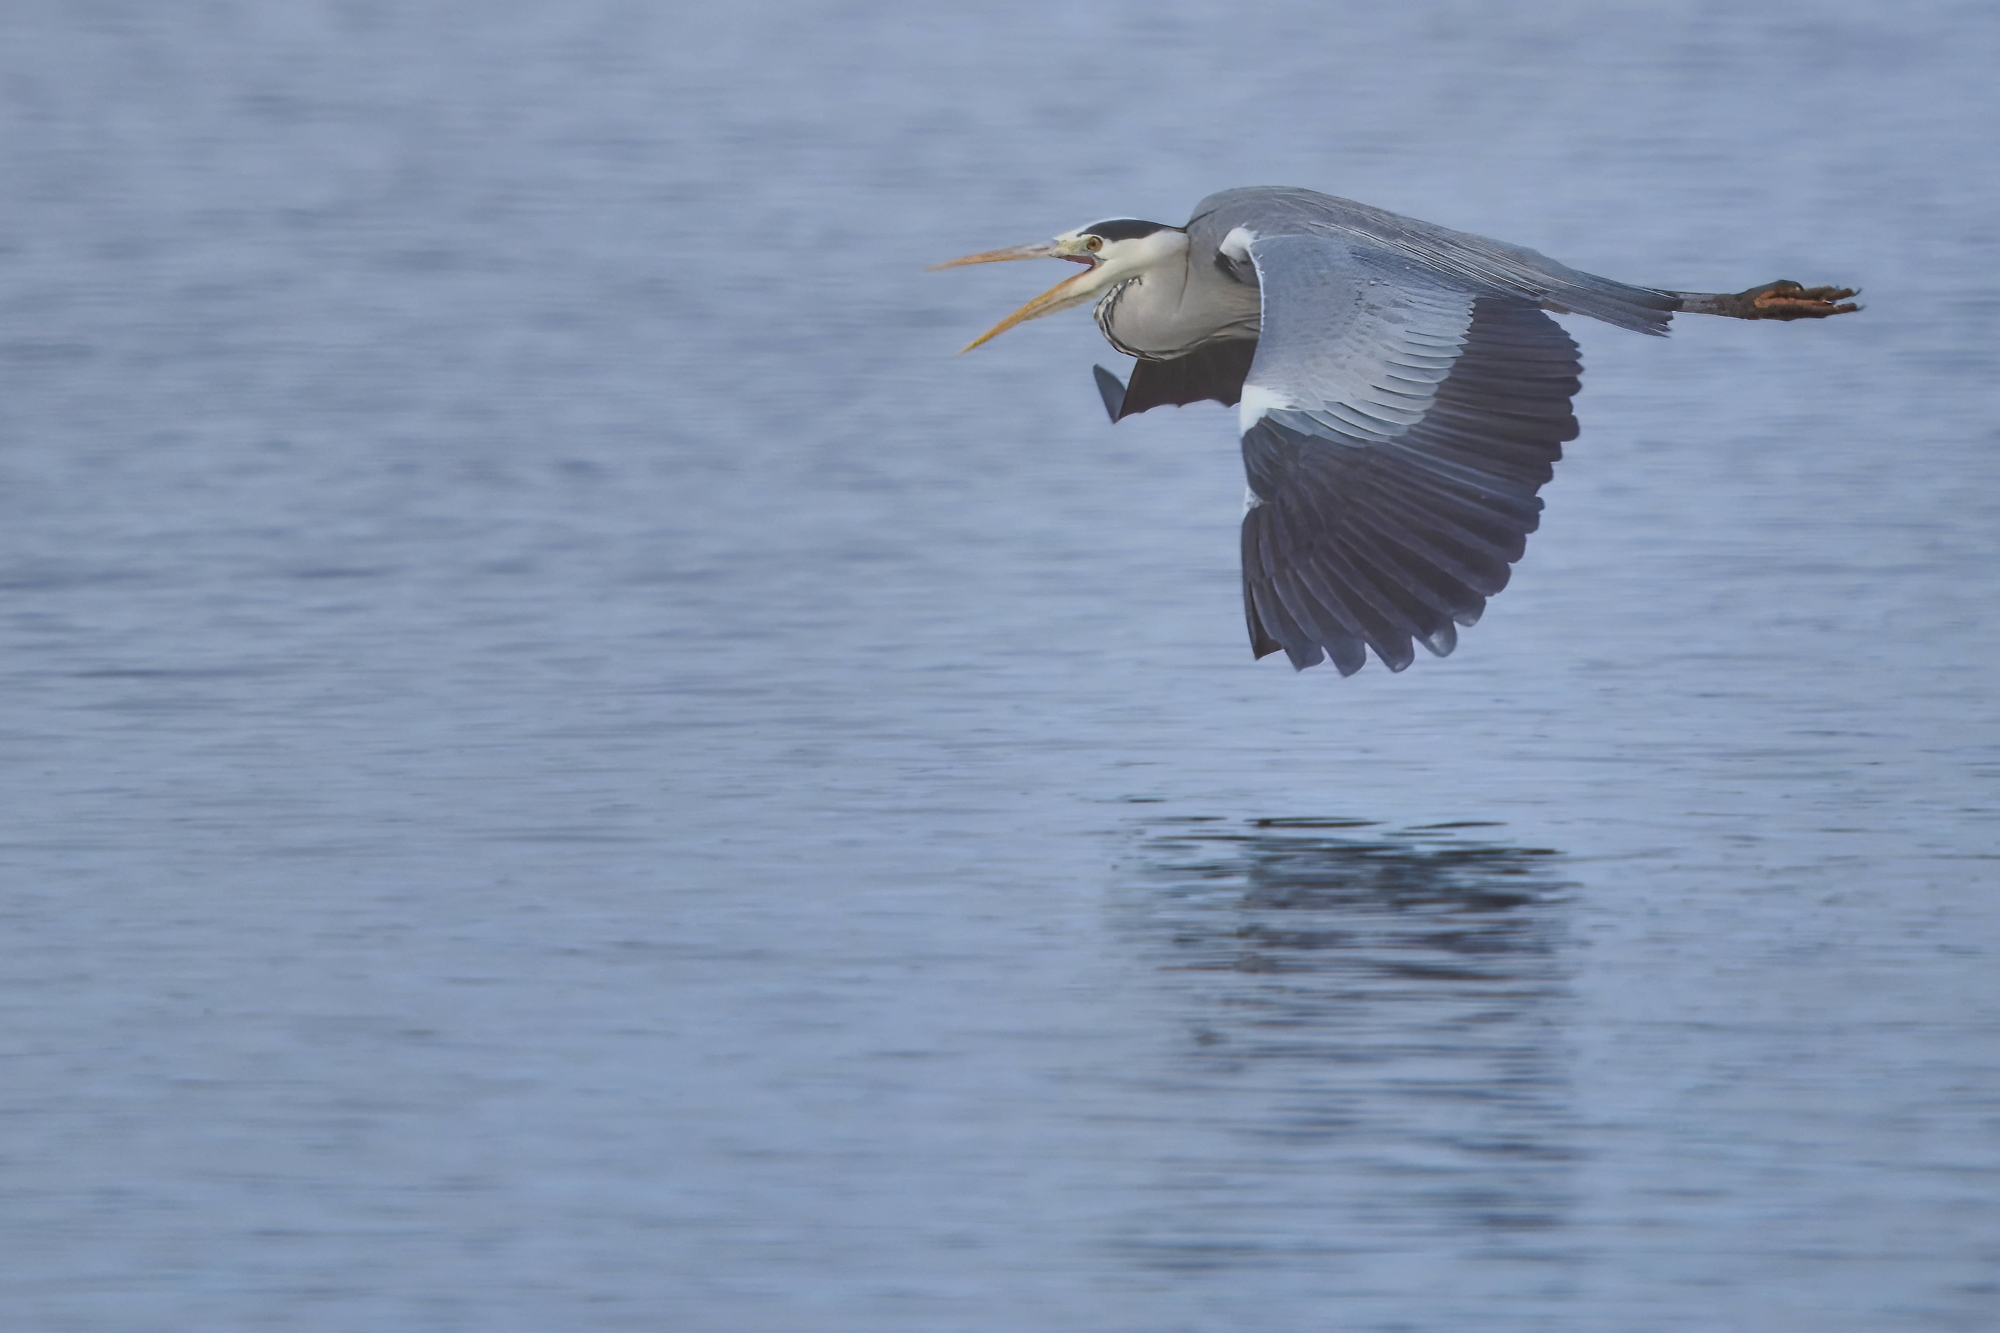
[1238,383,1290,433]
[1219,227,1258,263]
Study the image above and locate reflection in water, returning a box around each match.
[1109,818,1578,1278]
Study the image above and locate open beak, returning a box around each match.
[930,242,1100,353]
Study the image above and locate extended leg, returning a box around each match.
[1667,280,1860,320]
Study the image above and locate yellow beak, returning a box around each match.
[930,242,1100,353]
[928,242,1064,269]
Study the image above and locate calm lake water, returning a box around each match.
[3,2,1997,1330]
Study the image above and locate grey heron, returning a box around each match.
[936,186,1857,676]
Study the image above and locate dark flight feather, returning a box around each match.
[1091,339,1259,423]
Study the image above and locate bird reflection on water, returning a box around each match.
[1111,818,1579,1273]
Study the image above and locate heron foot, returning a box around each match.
[1672,280,1861,320]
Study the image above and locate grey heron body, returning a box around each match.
[938,187,1857,675]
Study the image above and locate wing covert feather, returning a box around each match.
[1191,186,1676,335]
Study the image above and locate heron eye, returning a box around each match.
[1085,236,1103,252]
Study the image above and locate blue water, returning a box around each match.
[2,2,1997,1329]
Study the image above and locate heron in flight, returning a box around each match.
[935,187,1857,675]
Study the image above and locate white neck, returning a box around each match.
[1090,232,1212,357]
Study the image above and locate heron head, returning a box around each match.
[932,219,1186,352]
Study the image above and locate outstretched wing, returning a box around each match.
[1238,234,1579,674]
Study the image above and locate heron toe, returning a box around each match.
[1748,280,1861,319]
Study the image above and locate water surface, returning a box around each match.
[1,3,1996,1330]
